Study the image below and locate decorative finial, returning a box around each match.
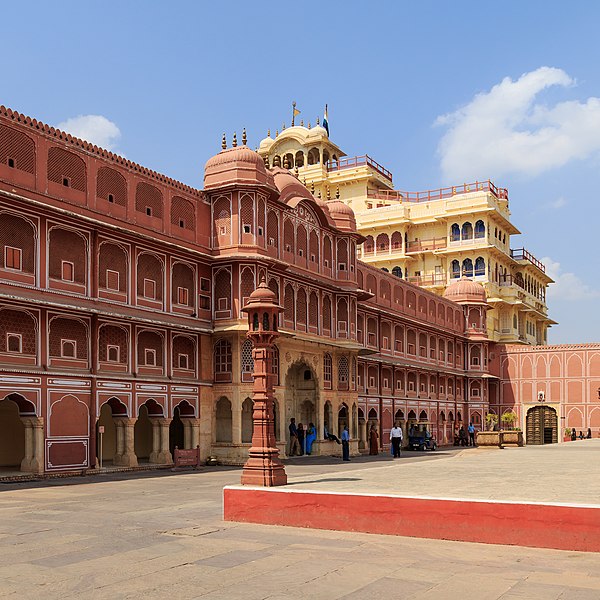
[282,123,286,130]
[232,132,238,148]
[275,129,279,137]
[294,164,299,177]
[300,119,304,126]
[221,133,227,150]
[308,121,311,129]
[311,181,315,194]
[336,186,340,199]
[264,155,270,169]
[267,128,271,137]
[318,190,321,199]
[327,187,331,200]
[316,116,320,125]
[242,128,247,146]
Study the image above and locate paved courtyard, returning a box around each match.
[1,443,600,599]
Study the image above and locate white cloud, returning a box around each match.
[549,197,567,209]
[435,67,600,181]
[542,256,600,301]
[57,115,122,151]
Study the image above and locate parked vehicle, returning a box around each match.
[408,434,437,451]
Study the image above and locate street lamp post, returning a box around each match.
[240,279,287,486]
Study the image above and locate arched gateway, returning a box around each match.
[526,405,558,445]
[285,361,318,437]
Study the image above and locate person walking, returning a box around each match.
[571,428,577,441]
[305,422,316,454]
[390,422,403,458]
[587,427,592,439]
[288,418,300,456]
[341,425,350,461]
[369,424,379,455]
[467,422,476,447]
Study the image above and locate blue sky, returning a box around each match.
[3,1,599,343]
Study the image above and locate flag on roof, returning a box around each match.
[323,104,329,136]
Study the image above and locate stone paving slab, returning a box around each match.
[0,444,599,598]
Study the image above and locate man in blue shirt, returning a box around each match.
[341,425,350,461]
[468,422,476,447]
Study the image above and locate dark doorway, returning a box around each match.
[526,405,558,445]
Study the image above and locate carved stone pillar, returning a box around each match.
[157,418,173,464]
[149,419,161,463]
[20,418,34,472]
[118,418,138,467]
[112,419,124,465]
[189,418,201,450]
[359,419,367,451]
[182,419,192,449]
[30,418,44,474]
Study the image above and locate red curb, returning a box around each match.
[223,487,600,552]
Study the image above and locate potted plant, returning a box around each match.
[500,411,523,446]
[564,428,572,442]
[477,414,503,448]
[485,413,499,431]
[500,411,517,430]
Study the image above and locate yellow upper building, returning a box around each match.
[258,121,555,345]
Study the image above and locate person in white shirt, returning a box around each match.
[390,422,403,458]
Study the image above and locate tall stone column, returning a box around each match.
[149,419,161,463]
[183,419,192,450]
[359,419,367,451]
[240,280,287,486]
[187,418,201,451]
[30,418,45,474]
[20,418,34,472]
[157,418,173,464]
[118,418,138,467]
[114,419,125,465]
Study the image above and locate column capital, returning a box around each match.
[184,418,201,426]
[115,417,137,427]
[157,418,172,426]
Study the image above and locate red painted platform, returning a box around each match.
[223,486,600,553]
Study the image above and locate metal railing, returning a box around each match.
[327,155,393,182]
[510,248,546,273]
[367,179,508,204]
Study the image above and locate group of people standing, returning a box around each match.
[288,418,318,456]
[288,418,351,460]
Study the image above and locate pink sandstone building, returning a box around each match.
[0,105,598,475]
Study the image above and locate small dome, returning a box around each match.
[326,200,357,232]
[443,277,487,304]
[308,125,328,137]
[272,168,313,204]
[204,145,271,190]
[258,134,274,151]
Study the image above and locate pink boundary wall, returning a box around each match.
[497,344,600,437]
[223,486,600,553]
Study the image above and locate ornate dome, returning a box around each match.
[272,168,313,204]
[443,276,487,304]
[204,145,273,190]
[325,200,357,232]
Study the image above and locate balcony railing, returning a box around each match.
[407,274,447,286]
[405,238,447,253]
[327,155,393,182]
[367,179,508,204]
[510,248,546,273]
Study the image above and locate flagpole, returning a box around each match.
[292,101,296,127]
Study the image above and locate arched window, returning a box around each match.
[309,292,318,330]
[461,222,473,240]
[391,231,402,251]
[267,211,279,250]
[322,295,332,333]
[392,266,402,278]
[450,223,460,241]
[307,147,319,165]
[296,288,307,328]
[323,353,332,388]
[376,233,389,253]
[137,329,163,368]
[309,230,319,263]
[363,235,374,255]
[462,258,474,277]
[283,219,294,254]
[215,397,232,442]
[474,220,485,239]
[241,339,254,382]
[451,260,460,279]
[214,339,232,382]
[135,182,163,218]
[0,213,36,275]
[296,224,307,258]
[284,284,295,324]
[171,196,195,232]
[214,268,232,315]
[97,167,127,206]
[474,256,485,276]
[213,196,231,246]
